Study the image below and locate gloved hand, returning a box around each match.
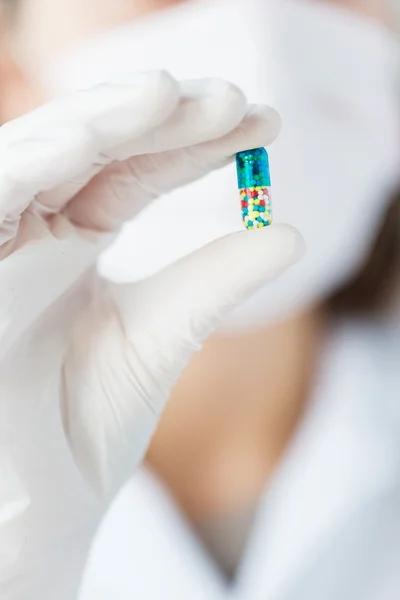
[0,72,303,600]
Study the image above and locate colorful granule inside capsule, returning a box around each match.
[236,148,272,230]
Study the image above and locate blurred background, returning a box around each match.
[1,1,399,599]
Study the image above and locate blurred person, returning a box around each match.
[0,1,399,600]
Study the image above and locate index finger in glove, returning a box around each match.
[0,71,180,242]
[35,77,248,215]
[0,75,248,237]
[66,104,281,230]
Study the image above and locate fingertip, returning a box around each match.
[221,223,304,281]
[143,70,180,112]
[212,80,248,132]
[180,78,248,138]
[198,103,283,165]
[235,104,282,151]
[263,105,282,138]
[260,223,306,264]
[135,70,181,130]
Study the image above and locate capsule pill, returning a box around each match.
[236,148,272,230]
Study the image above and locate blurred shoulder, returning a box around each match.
[333,315,399,408]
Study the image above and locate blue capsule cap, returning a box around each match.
[236,148,271,189]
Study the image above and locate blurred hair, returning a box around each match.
[328,188,399,315]
[1,0,17,11]
[0,0,17,16]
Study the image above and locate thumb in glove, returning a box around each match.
[62,223,304,497]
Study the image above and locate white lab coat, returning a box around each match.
[79,320,400,600]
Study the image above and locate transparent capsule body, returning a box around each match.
[236,148,272,230]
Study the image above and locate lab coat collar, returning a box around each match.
[80,321,400,600]
[81,462,229,599]
[236,320,400,599]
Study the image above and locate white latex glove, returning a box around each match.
[0,72,303,600]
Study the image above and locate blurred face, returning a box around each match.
[0,0,392,123]
[0,0,185,121]
[15,0,185,68]
[9,0,392,62]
